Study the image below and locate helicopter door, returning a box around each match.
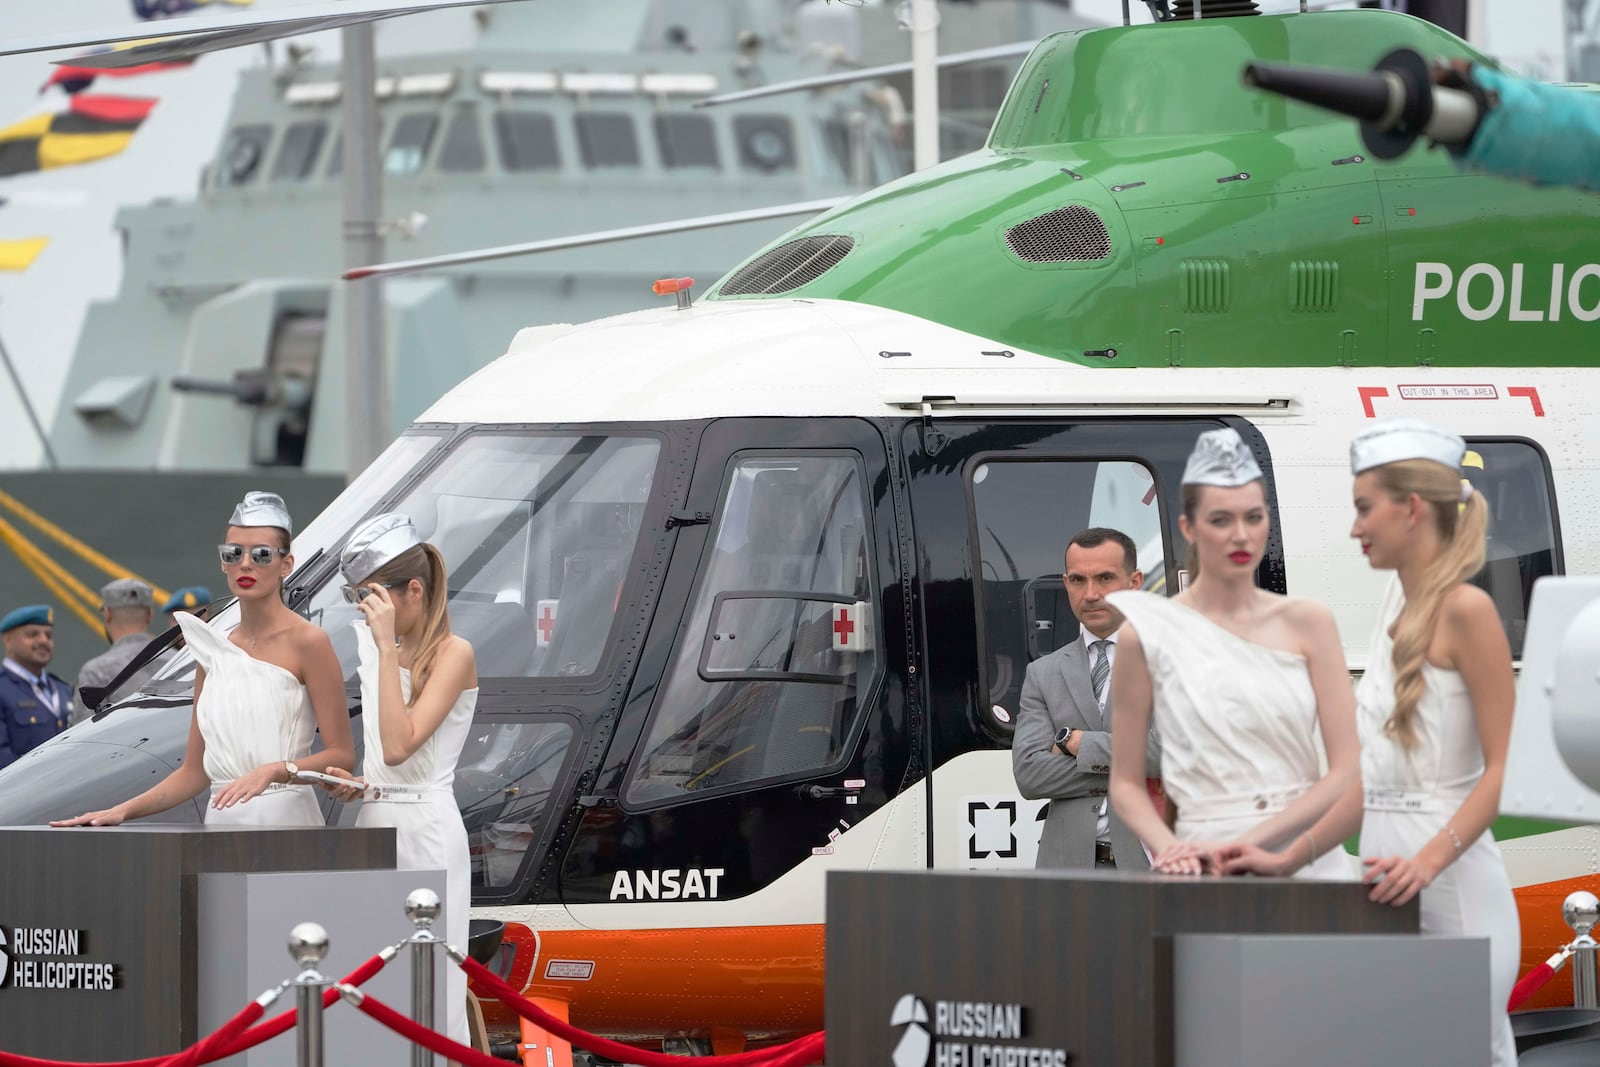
[556,418,918,911]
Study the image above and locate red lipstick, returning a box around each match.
[1228,551,1252,565]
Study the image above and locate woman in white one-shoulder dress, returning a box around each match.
[1224,418,1520,1066]
[321,513,478,1044]
[53,491,352,828]
[1107,428,1360,878]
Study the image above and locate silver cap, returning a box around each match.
[1181,428,1263,488]
[1349,417,1465,475]
[229,491,293,535]
[340,512,423,586]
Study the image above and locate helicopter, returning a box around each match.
[1,3,1598,1064]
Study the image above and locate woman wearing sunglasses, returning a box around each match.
[53,492,352,827]
[319,512,478,1044]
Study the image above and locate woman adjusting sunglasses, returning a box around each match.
[53,492,353,828]
[317,512,479,1045]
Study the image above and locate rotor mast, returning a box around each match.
[910,0,939,170]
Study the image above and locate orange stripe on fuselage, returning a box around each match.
[1515,876,1600,1010]
[483,923,824,1042]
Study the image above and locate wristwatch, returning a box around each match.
[284,760,300,783]
[1054,727,1074,751]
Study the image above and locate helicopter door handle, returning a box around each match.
[797,779,865,801]
[577,794,619,809]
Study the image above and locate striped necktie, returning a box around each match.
[1089,639,1110,720]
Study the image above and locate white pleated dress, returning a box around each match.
[1105,591,1352,880]
[1357,594,1519,1067]
[176,612,323,826]
[354,624,478,1045]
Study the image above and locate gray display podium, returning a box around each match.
[824,868,1473,1067]
[0,825,400,1061]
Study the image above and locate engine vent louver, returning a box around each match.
[1004,205,1112,264]
[718,234,856,296]
[1170,0,1261,17]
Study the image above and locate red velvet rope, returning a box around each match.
[355,991,825,1067]
[0,952,392,1067]
[1508,952,1568,1012]
[215,951,390,1056]
[457,955,823,1067]
[0,1000,265,1067]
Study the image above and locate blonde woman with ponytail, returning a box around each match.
[1352,418,1517,1065]
[322,513,479,1045]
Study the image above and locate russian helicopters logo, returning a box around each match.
[0,926,9,987]
[891,995,932,1067]
[890,994,1072,1066]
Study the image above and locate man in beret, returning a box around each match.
[1,605,73,768]
[161,585,212,629]
[74,579,158,723]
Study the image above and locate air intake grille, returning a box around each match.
[1180,258,1231,313]
[1170,0,1261,16]
[719,234,856,296]
[1004,205,1111,263]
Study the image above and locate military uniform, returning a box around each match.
[1,603,73,768]
[73,579,157,723]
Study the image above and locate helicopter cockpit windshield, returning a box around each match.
[300,432,660,683]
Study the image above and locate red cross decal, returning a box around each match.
[833,607,855,644]
[538,606,556,643]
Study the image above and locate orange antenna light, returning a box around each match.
[652,276,695,309]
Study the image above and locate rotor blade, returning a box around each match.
[343,198,850,280]
[694,40,1039,109]
[3,0,529,64]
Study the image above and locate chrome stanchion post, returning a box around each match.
[1565,891,1600,1009]
[405,888,442,1067]
[288,922,332,1067]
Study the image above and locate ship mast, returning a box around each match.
[339,24,391,479]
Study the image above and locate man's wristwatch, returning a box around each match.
[1054,727,1073,751]
[284,760,300,783]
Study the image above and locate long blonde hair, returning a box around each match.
[366,542,452,705]
[1374,459,1488,748]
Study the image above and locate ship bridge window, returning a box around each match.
[970,459,1166,724]
[304,433,662,682]
[625,454,879,807]
[654,113,718,169]
[1460,438,1562,658]
[271,119,328,182]
[438,107,486,173]
[494,110,560,171]
[575,112,640,169]
[734,115,795,173]
[384,113,438,175]
[219,124,273,186]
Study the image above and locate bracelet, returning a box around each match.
[1444,824,1463,854]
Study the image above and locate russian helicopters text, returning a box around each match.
[2,4,1598,1061]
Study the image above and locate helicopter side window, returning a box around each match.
[219,124,273,187]
[1460,438,1563,659]
[384,113,439,175]
[493,111,561,171]
[654,113,718,169]
[575,113,640,169]
[733,115,795,173]
[301,433,661,681]
[970,459,1166,727]
[437,107,487,173]
[624,454,878,807]
[270,120,327,183]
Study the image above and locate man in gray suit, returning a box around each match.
[1012,527,1161,870]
